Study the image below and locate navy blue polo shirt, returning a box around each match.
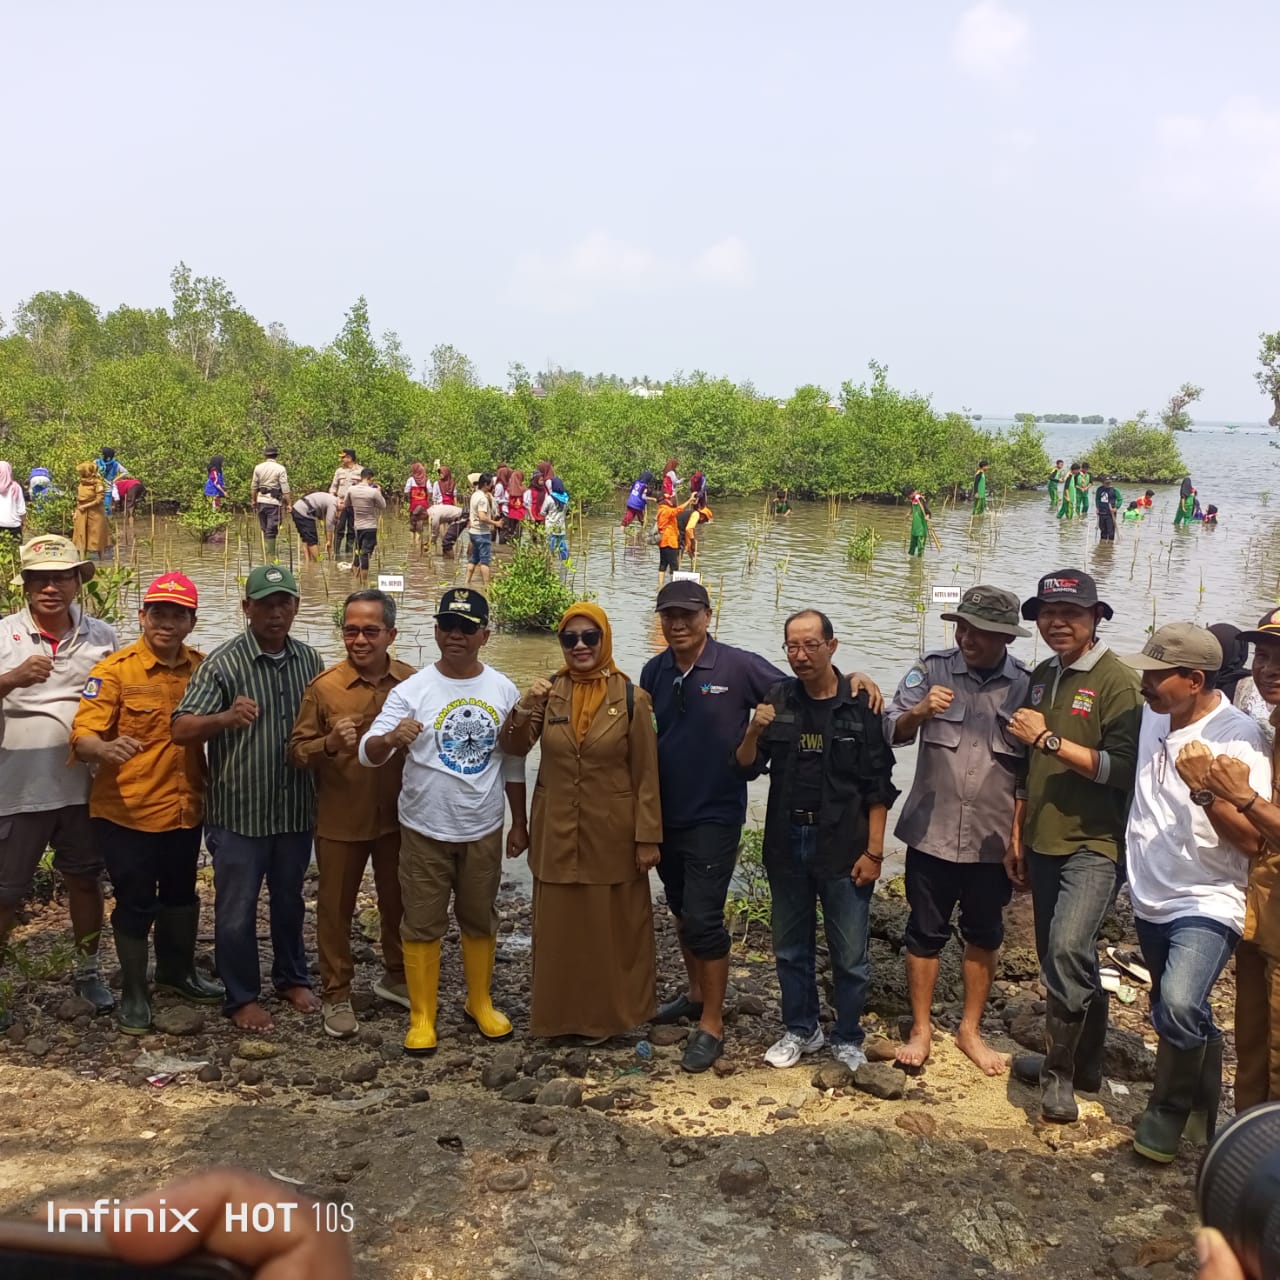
[640,637,782,829]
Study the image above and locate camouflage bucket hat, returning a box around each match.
[940,585,1030,638]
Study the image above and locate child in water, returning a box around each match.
[1203,504,1218,527]
[1122,500,1143,525]
[773,488,792,516]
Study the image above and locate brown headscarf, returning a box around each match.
[410,461,428,486]
[556,603,626,742]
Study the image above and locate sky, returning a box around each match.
[5,1,1280,420]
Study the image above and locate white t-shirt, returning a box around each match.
[469,489,496,534]
[359,663,524,840]
[541,492,567,534]
[0,487,26,529]
[1126,694,1272,933]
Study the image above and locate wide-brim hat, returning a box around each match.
[1021,568,1114,621]
[11,535,95,588]
[940,585,1029,637]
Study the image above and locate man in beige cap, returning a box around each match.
[1117,622,1270,1162]
[884,585,1031,1074]
[0,536,117,1017]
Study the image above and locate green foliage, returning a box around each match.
[4,936,78,981]
[177,502,232,543]
[81,566,137,625]
[846,527,878,562]
[1160,382,1203,433]
[1081,414,1105,424]
[1085,421,1188,483]
[488,540,581,631]
[1258,332,1280,428]
[725,829,770,946]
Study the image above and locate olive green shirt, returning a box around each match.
[173,630,323,837]
[1018,641,1143,862]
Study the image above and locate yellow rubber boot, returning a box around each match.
[402,938,440,1056]
[460,933,513,1040]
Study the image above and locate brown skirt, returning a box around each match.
[530,878,656,1038]
[74,507,111,554]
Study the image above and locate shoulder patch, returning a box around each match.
[903,666,926,690]
[81,677,102,699]
[1030,683,1045,706]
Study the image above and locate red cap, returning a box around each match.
[143,572,198,609]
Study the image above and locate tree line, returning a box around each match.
[2,265,1075,508]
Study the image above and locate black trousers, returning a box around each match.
[354,527,377,570]
[92,819,202,938]
[1098,511,1116,541]
[334,503,355,553]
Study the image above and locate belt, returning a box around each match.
[790,810,819,826]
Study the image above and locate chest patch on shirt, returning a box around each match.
[433,698,501,775]
[1070,687,1096,717]
[701,684,729,696]
[1030,683,1045,706]
[904,666,926,689]
[81,677,102,699]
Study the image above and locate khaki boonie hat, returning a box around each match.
[940,585,1029,638]
[11,535,95,587]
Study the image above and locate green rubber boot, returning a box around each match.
[1133,1038,1205,1163]
[113,926,152,1036]
[153,903,224,1004]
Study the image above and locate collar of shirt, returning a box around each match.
[137,637,198,672]
[240,629,303,664]
[949,648,1021,683]
[660,636,720,676]
[23,604,87,645]
[338,658,412,689]
[1049,638,1110,675]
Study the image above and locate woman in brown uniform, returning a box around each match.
[73,462,112,559]
[500,603,662,1040]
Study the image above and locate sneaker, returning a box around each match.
[373,977,411,1009]
[323,1000,358,1039]
[831,1042,867,1072]
[764,1027,825,1068]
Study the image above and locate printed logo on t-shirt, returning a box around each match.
[434,698,500,775]
[1070,687,1096,717]
[700,684,729,695]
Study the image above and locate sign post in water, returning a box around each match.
[931,586,963,605]
[377,574,405,593]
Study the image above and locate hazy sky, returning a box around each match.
[6,2,1279,419]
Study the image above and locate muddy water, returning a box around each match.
[100,425,1280,869]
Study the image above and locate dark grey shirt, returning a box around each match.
[884,647,1030,864]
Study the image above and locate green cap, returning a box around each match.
[1118,622,1222,672]
[245,563,300,601]
[939,585,1029,638]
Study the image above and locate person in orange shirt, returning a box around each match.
[71,572,223,1034]
[656,492,695,587]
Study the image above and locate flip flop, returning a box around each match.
[1105,946,1152,987]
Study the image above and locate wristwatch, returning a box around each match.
[1189,788,1216,808]
[1041,734,1062,755]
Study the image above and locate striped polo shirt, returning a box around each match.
[173,629,323,837]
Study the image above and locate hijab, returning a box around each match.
[410,461,428,486]
[1210,623,1251,702]
[0,461,18,499]
[1180,476,1194,500]
[77,461,98,484]
[556,603,626,742]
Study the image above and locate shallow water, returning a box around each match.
[95,423,1280,858]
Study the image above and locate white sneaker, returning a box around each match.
[764,1027,825,1068]
[831,1042,867,1071]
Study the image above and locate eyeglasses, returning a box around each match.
[783,640,827,656]
[559,629,603,649]
[437,615,481,635]
[25,570,79,587]
[342,625,387,640]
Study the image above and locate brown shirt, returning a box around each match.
[1245,706,1280,954]
[499,672,662,885]
[289,657,416,841]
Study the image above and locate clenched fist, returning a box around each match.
[916,685,955,719]
[326,716,360,754]
[223,696,259,730]
[522,676,553,709]
[1175,739,1213,791]
[8,654,54,689]
[386,717,424,750]
[98,736,145,766]
[1206,754,1258,808]
[748,703,776,735]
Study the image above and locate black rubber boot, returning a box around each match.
[1184,1033,1223,1145]
[1014,991,1110,1091]
[153,904,224,1004]
[1134,1038,1206,1163]
[1041,1011,1084,1123]
[113,926,152,1036]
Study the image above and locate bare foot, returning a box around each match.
[957,1026,1008,1076]
[281,985,321,1014]
[231,1001,274,1031]
[895,1023,932,1067]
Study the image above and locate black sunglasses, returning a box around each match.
[559,629,603,649]
[437,615,481,635]
[342,625,387,640]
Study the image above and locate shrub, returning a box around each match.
[177,502,231,543]
[488,541,582,631]
[846,527,878,562]
[1085,421,1187,483]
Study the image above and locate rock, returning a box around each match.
[709,1096,731,1110]
[197,1064,221,1083]
[735,993,767,1016]
[293,1072,315,1086]
[811,1061,855,1090]
[240,1066,264,1086]
[409,1088,431,1103]
[25,1038,50,1058]
[772,1106,800,1120]
[649,1025,688,1047]
[864,1036,899,1063]
[56,996,95,1022]
[852,1063,905,1100]
[950,1201,1039,1272]
[896,1110,939,1138]
[711,1058,736,1078]
[153,1007,205,1036]
[528,1118,558,1137]
[1104,1027,1157,1083]
[342,1061,379,1084]
[486,1168,530,1192]
[357,1028,383,1048]
[237,1040,281,1060]
[350,991,376,1013]
[536,1079,583,1108]
[561,1048,590,1077]
[786,1090,812,1110]
[756,1096,778,1107]
[5,1023,26,1043]
[584,1094,616,1113]
[500,1078,541,1104]
[481,1063,519,1090]
[669,1150,690,1168]
[997,945,1040,982]
[1008,1010,1044,1053]
[718,1158,770,1197]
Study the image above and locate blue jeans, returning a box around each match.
[548,533,568,561]
[1135,914,1239,1050]
[207,827,314,1013]
[768,825,873,1046]
[1027,847,1119,1019]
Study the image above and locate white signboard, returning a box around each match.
[672,571,702,584]
[931,586,963,605]
[377,574,405,593]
